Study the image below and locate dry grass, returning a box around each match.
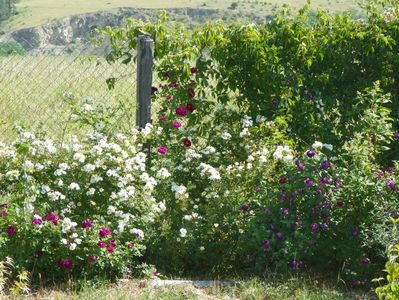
[0,54,137,141]
[4,0,360,32]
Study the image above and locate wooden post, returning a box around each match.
[136,35,154,128]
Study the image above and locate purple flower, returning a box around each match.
[295,160,305,171]
[262,239,271,251]
[157,146,168,155]
[304,178,313,187]
[279,177,288,184]
[310,223,319,232]
[163,71,172,78]
[386,178,398,191]
[386,166,395,173]
[256,185,262,192]
[318,177,330,186]
[321,221,329,230]
[172,120,182,129]
[351,229,360,237]
[275,232,284,241]
[320,160,331,170]
[264,208,271,215]
[281,207,289,216]
[291,259,302,268]
[391,212,399,219]
[240,203,249,211]
[361,258,370,265]
[99,227,112,237]
[81,219,93,229]
[306,150,316,158]
[271,100,279,109]
[58,258,73,269]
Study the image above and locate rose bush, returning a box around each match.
[0,128,164,283]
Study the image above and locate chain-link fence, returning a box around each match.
[0,37,137,142]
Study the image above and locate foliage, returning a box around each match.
[374,242,399,299]
[0,41,25,56]
[101,0,399,163]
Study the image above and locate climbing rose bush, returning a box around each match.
[0,130,164,281]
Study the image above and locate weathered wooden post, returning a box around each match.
[136,34,153,128]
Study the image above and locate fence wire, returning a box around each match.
[0,37,137,142]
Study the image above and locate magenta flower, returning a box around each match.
[98,240,107,248]
[0,210,8,217]
[0,204,8,209]
[32,217,42,226]
[183,138,192,148]
[81,219,93,229]
[240,203,249,211]
[186,103,195,112]
[190,67,198,74]
[169,81,177,88]
[176,105,187,117]
[6,225,15,237]
[158,146,168,155]
[393,132,399,139]
[127,242,136,248]
[187,87,195,98]
[46,212,59,225]
[107,245,115,253]
[163,71,172,78]
[310,223,319,232]
[99,227,112,237]
[172,120,182,129]
[57,258,73,269]
[159,116,167,122]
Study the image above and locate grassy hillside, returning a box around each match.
[3,0,359,32]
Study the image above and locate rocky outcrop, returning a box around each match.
[4,7,244,55]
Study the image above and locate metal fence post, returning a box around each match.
[136,35,154,128]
